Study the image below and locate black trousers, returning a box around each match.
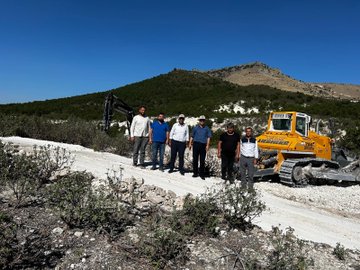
[221,152,235,180]
[192,142,206,176]
[169,140,186,172]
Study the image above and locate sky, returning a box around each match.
[0,0,359,104]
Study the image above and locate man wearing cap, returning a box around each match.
[168,114,189,175]
[130,105,151,168]
[149,112,170,171]
[189,115,212,180]
[240,127,259,191]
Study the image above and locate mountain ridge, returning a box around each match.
[205,61,360,100]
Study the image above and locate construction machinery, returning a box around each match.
[255,111,360,186]
[102,93,134,135]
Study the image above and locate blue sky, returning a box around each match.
[1,0,359,104]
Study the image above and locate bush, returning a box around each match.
[47,171,133,238]
[0,142,72,207]
[333,242,347,261]
[170,194,220,237]
[268,226,314,270]
[140,228,189,269]
[340,125,360,155]
[204,150,222,177]
[217,185,266,230]
[0,115,133,157]
[0,211,17,269]
[11,229,64,269]
[0,142,43,207]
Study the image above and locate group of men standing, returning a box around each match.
[129,106,258,189]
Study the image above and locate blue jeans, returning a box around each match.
[152,142,165,168]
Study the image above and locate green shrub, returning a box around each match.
[0,142,72,207]
[140,228,189,269]
[217,185,266,230]
[47,171,133,238]
[0,142,43,207]
[170,194,220,237]
[0,211,17,269]
[12,229,64,269]
[340,124,360,155]
[0,115,133,156]
[333,242,347,261]
[269,226,314,270]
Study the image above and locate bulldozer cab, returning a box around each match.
[268,112,311,137]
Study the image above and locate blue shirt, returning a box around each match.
[151,120,170,143]
[191,125,212,144]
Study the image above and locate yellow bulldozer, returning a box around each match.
[254,111,360,186]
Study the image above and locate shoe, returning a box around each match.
[180,171,185,176]
[200,175,205,180]
[221,176,227,181]
[133,163,138,167]
[150,167,156,170]
[168,169,174,174]
[159,167,164,172]
[192,174,198,178]
[139,164,146,169]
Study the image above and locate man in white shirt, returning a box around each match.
[240,127,259,191]
[130,105,151,168]
[168,114,189,175]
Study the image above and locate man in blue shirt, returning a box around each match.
[149,113,170,171]
[189,115,212,180]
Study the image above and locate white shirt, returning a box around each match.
[240,137,259,159]
[130,115,150,137]
[170,123,189,142]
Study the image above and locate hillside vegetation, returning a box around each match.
[1,69,360,122]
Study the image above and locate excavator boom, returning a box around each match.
[103,93,134,135]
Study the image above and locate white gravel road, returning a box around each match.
[1,136,360,249]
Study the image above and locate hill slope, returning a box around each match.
[206,62,360,100]
[0,69,359,121]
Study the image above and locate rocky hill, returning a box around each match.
[206,62,360,100]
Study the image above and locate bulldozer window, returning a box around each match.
[296,117,307,136]
[272,119,291,131]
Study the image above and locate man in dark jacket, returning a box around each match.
[217,123,240,183]
[189,115,212,180]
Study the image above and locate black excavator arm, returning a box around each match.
[103,93,134,135]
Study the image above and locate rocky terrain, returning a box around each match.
[1,136,360,269]
[206,62,360,100]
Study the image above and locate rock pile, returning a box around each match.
[112,177,186,212]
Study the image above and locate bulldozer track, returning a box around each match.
[279,158,340,187]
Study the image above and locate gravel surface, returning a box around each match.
[256,182,360,219]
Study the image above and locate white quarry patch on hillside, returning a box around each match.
[164,116,216,127]
[214,102,259,114]
[338,129,346,137]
